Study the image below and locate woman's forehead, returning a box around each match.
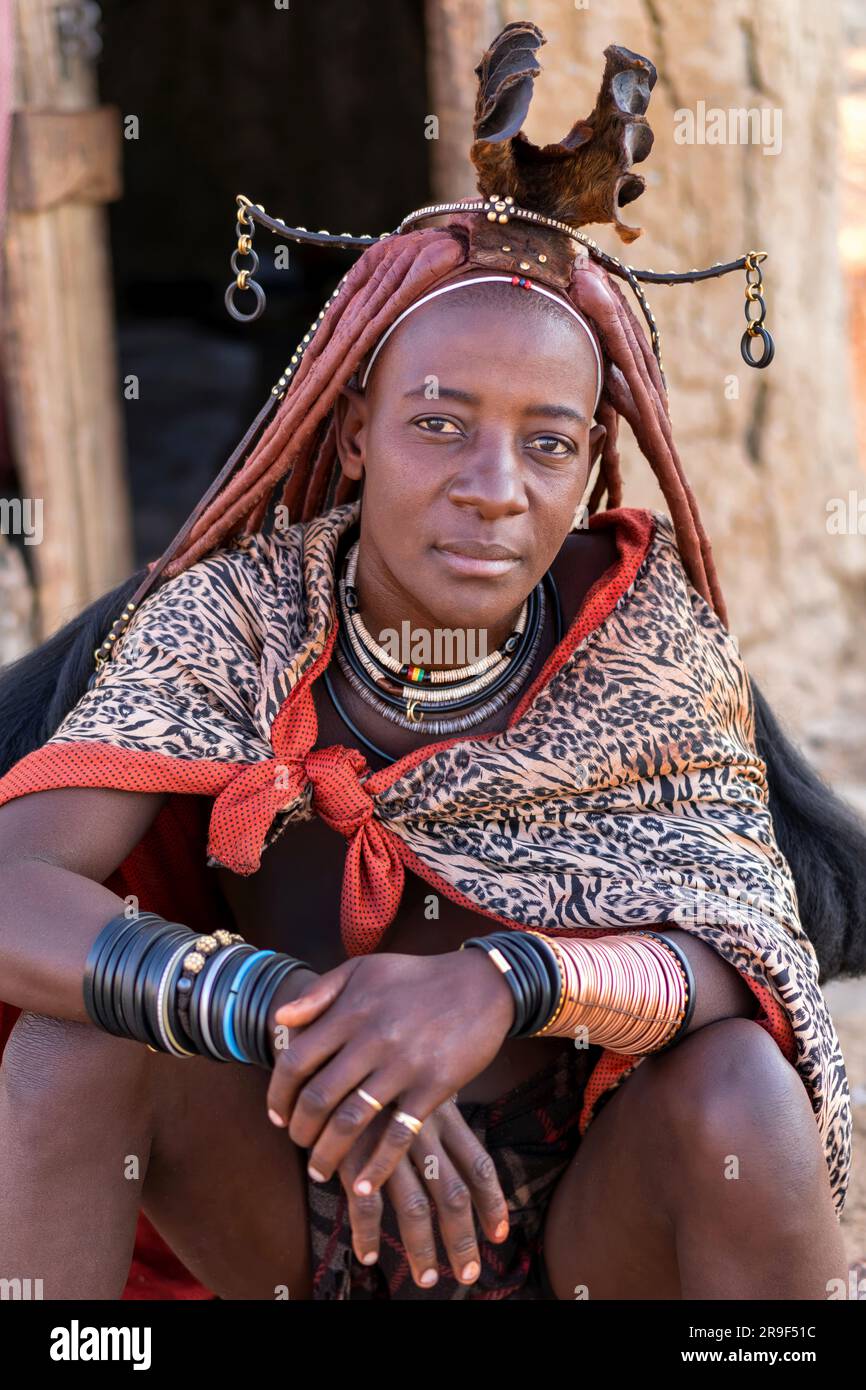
[366,296,601,406]
[367,291,599,388]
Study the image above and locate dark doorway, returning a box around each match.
[98,0,430,562]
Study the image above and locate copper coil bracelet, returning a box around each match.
[464,927,695,1054]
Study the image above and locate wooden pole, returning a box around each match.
[2,0,131,638]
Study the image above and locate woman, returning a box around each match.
[0,25,862,1301]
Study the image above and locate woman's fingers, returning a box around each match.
[266,1010,357,1126]
[292,1050,398,1169]
[412,1141,485,1287]
[440,1106,510,1245]
[339,1121,388,1269]
[348,1085,438,1196]
[384,1161,443,1291]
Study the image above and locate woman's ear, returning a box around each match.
[333,382,368,482]
[588,421,606,468]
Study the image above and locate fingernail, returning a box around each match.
[308,1166,326,1182]
[495,1220,509,1239]
[461,1261,480,1281]
[354,1179,372,1195]
[362,1252,378,1266]
[420,1269,438,1287]
[268,1109,286,1127]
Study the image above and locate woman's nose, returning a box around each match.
[446,442,528,519]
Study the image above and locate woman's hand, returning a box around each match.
[338,1095,510,1290]
[266,949,514,1198]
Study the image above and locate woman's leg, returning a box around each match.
[141,1043,312,1300]
[542,1017,848,1300]
[0,1011,312,1299]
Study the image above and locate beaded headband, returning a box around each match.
[357,273,604,416]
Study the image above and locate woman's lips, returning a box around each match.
[434,541,522,578]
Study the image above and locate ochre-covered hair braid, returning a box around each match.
[163,227,465,574]
[160,215,728,627]
[570,257,728,625]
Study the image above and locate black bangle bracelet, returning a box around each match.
[163,935,201,1054]
[111,926,152,1037]
[462,934,533,1036]
[472,930,559,1039]
[83,917,138,1028]
[117,921,184,1042]
[83,908,316,1066]
[252,958,315,1068]
[141,927,198,1051]
[85,915,138,1032]
[91,913,161,1034]
[251,962,293,1067]
[184,945,216,1058]
[194,944,246,1061]
[82,915,114,1026]
[471,936,531,1033]
[500,932,561,1037]
[111,913,175,1039]
[97,917,157,1035]
[234,952,279,1064]
[632,930,697,1053]
[193,943,250,1062]
[507,932,564,1036]
[209,945,257,1061]
[245,957,291,1067]
[494,935,543,1038]
[133,925,190,1048]
[504,933,555,1035]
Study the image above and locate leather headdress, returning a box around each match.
[226,22,773,385]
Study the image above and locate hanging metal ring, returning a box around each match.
[225,276,266,322]
[740,324,775,368]
[230,246,259,278]
[743,292,767,323]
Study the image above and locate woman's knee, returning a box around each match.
[634,1016,826,1210]
[0,1011,154,1147]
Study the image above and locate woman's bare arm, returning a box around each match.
[661,926,759,1032]
[0,787,167,1021]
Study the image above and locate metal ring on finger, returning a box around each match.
[393,1109,424,1136]
[356,1087,384,1113]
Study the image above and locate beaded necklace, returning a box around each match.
[332,542,562,739]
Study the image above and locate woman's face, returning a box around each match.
[334,281,606,642]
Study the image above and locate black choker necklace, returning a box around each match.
[322,569,567,772]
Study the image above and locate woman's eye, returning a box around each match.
[415,416,462,435]
[532,435,573,457]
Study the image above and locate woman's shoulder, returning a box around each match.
[551,506,660,630]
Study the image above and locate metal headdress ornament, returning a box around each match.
[224,22,774,396]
